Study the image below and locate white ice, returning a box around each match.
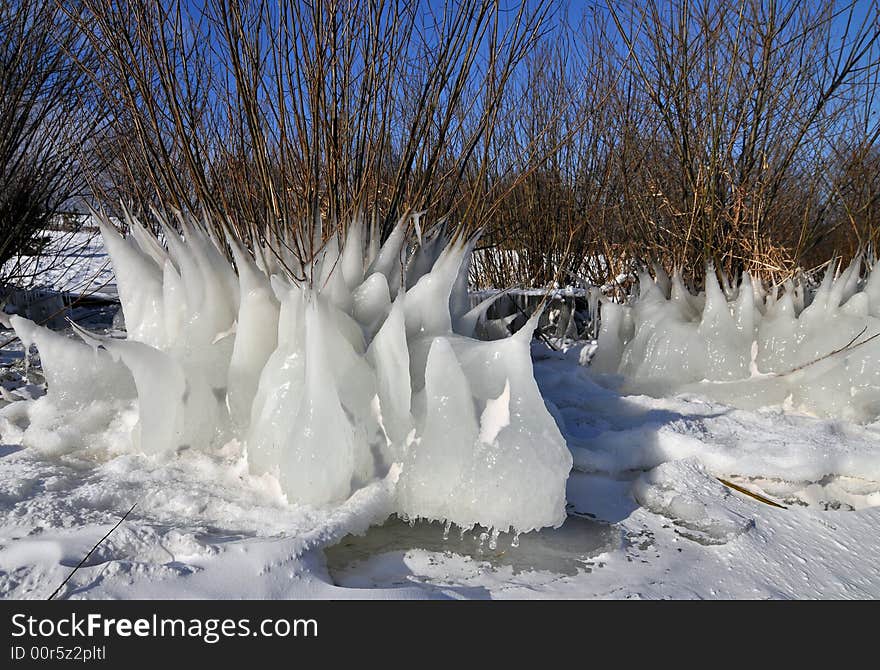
[3,210,572,536]
[10,223,880,600]
[5,278,880,598]
[590,261,880,422]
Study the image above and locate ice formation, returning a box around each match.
[590,260,880,421]
[632,458,756,545]
[5,211,572,534]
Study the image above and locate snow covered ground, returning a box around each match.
[1,228,119,332]
[2,228,117,301]
[2,230,879,600]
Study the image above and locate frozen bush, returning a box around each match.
[590,260,880,422]
[7,212,572,534]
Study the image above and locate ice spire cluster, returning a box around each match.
[590,260,880,421]
[7,211,572,534]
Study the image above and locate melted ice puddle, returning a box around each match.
[325,513,619,587]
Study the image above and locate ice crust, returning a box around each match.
[6,213,571,534]
[591,261,880,422]
[632,458,755,545]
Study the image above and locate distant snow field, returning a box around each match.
[1,225,879,600]
[2,228,117,300]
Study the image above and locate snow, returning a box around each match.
[2,228,880,599]
[2,228,117,301]
[538,352,880,481]
[0,443,410,599]
[631,459,756,545]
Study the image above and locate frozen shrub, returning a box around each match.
[7,211,572,535]
[590,260,880,422]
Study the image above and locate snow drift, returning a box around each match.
[590,260,880,421]
[4,211,571,535]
